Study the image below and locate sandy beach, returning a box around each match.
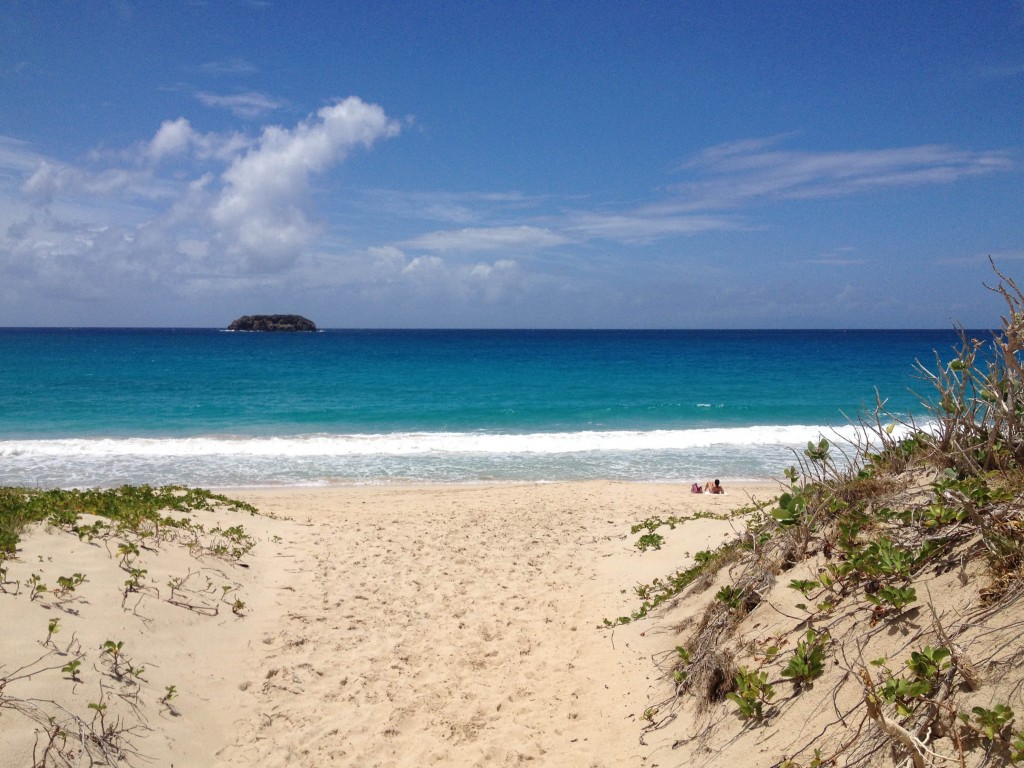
[0,480,779,767]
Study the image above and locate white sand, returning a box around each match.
[0,480,779,767]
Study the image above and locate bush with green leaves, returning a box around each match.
[780,628,829,688]
[726,667,775,720]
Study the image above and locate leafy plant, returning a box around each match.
[102,639,124,661]
[804,438,830,463]
[963,704,1015,740]
[159,684,179,714]
[716,584,744,610]
[602,543,739,626]
[53,572,86,595]
[880,676,931,717]
[61,658,82,682]
[864,585,917,612]
[918,501,966,528]
[45,617,60,645]
[788,579,818,598]
[847,538,915,579]
[781,628,829,688]
[726,667,775,720]
[117,541,140,566]
[27,572,47,601]
[771,489,807,527]
[1011,730,1024,762]
[72,519,106,541]
[635,532,664,551]
[123,567,147,593]
[905,645,950,687]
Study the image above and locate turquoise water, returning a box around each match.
[0,328,972,487]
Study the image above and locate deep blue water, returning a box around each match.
[0,328,974,487]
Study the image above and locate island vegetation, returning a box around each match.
[226,314,317,332]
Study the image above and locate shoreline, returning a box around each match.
[1,480,778,766]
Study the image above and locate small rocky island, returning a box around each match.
[227,314,318,332]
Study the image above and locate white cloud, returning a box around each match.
[0,97,404,318]
[665,138,1018,211]
[196,90,284,118]
[403,254,445,275]
[22,161,172,206]
[145,118,251,163]
[0,136,44,174]
[148,118,196,161]
[564,212,741,243]
[198,58,257,76]
[210,97,401,265]
[401,225,569,252]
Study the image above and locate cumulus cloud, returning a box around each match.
[0,96,403,319]
[22,161,173,206]
[145,118,251,164]
[395,253,522,302]
[148,118,197,161]
[1,103,1019,326]
[209,97,400,266]
[354,243,523,302]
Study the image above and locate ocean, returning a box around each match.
[0,328,976,488]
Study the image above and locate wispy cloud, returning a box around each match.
[401,225,569,252]
[197,57,257,76]
[659,136,1017,212]
[0,136,45,175]
[196,90,284,118]
[356,189,544,225]
[564,212,742,243]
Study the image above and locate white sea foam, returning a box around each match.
[0,424,881,458]
[0,423,922,488]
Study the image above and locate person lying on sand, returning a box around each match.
[704,479,724,494]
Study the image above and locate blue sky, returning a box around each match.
[1,1,1021,328]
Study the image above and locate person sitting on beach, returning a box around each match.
[691,482,703,493]
[704,479,724,494]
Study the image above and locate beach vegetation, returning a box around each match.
[0,484,261,765]
[27,572,47,601]
[0,485,257,571]
[864,584,917,615]
[117,541,140,567]
[635,532,664,551]
[905,646,950,690]
[726,667,775,720]
[53,572,86,596]
[715,584,744,611]
[787,578,817,598]
[123,567,147,594]
[61,658,82,682]
[611,264,1024,767]
[603,543,744,626]
[45,617,60,646]
[779,628,829,689]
